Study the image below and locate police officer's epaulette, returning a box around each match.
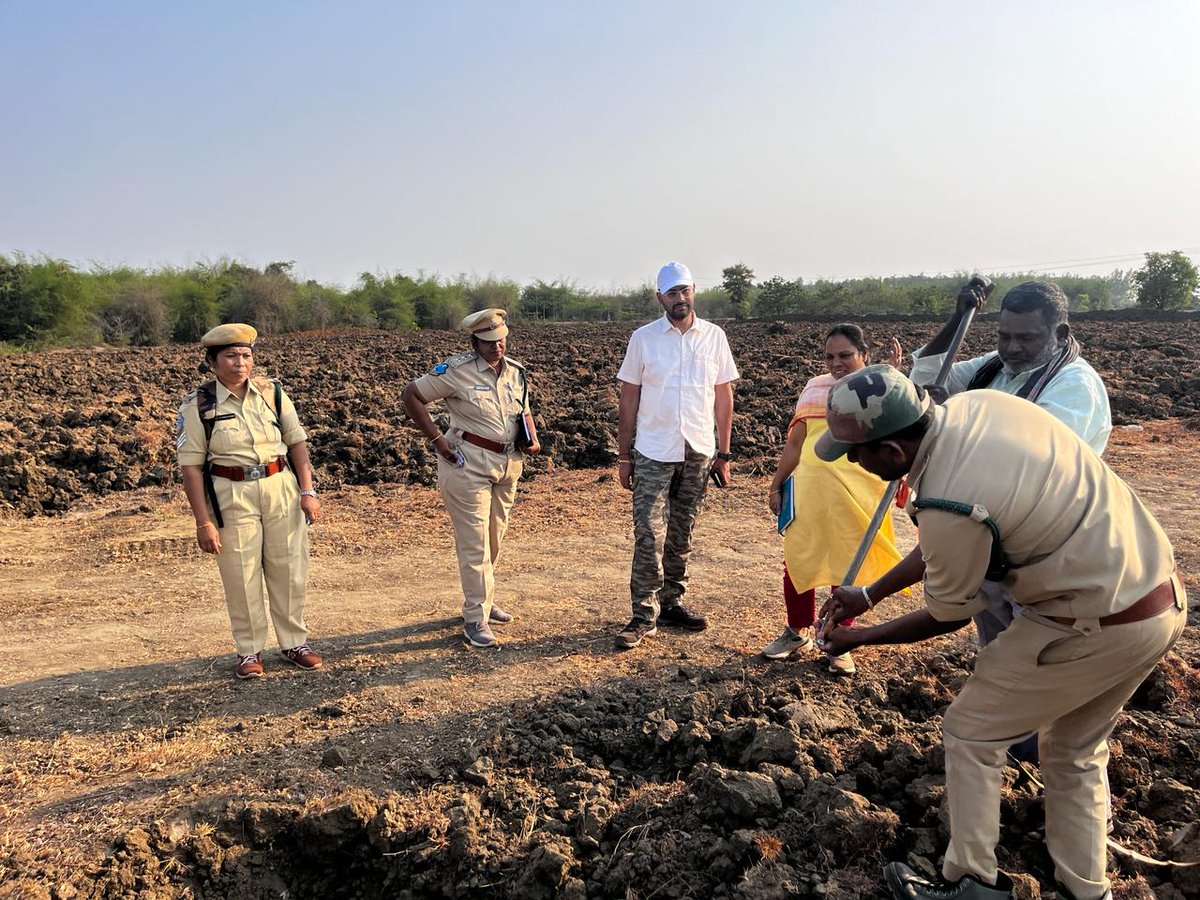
[431,351,477,375]
[250,375,276,397]
[505,356,526,370]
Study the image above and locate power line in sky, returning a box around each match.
[975,245,1200,274]
[689,244,1200,287]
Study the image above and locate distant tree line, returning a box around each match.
[0,251,1193,350]
[718,264,1146,320]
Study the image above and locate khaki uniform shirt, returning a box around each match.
[908,391,1174,623]
[412,352,530,443]
[177,378,307,469]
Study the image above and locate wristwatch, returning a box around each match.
[716,451,734,461]
[299,489,318,498]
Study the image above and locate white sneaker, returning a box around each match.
[761,626,814,659]
[827,652,856,676]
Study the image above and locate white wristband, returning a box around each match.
[299,489,318,498]
[860,584,874,608]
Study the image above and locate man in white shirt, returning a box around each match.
[614,261,740,649]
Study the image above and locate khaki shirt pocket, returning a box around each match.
[469,389,500,417]
[209,418,248,456]
[502,381,524,417]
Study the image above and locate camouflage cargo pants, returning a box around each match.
[629,446,711,623]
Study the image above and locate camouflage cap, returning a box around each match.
[814,364,931,461]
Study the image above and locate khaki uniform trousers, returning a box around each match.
[437,440,522,625]
[212,470,309,655]
[941,575,1186,900]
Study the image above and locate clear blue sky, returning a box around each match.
[2,0,1198,290]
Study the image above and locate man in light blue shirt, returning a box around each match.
[912,280,1115,672]
[909,280,1111,456]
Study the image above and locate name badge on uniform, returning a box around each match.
[473,385,489,391]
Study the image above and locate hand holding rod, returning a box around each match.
[932,275,994,391]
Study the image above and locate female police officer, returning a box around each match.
[401,308,540,649]
[177,323,323,679]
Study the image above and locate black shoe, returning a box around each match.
[884,863,1014,899]
[657,604,708,631]
[615,619,658,649]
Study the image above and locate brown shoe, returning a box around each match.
[282,644,323,670]
[615,619,658,649]
[235,652,263,680]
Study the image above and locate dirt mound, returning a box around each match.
[72,649,1199,898]
[1,315,1198,517]
[1,429,1197,898]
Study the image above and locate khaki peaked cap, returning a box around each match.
[201,323,258,348]
[461,308,509,341]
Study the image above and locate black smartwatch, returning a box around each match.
[716,451,734,461]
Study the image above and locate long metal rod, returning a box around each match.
[838,479,901,586]
[838,304,978,587]
[933,305,978,390]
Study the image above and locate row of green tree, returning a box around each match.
[1,251,1195,349]
[716,251,1198,319]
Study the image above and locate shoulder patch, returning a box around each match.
[434,351,478,373]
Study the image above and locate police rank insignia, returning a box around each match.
[432,363,449,375]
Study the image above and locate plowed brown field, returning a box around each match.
[0,315,1197,899]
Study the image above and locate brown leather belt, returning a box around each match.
[1046,576,1181,627]
[209,457,288,482]
[461,431,512,454]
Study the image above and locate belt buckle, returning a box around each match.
[246,464,265,480]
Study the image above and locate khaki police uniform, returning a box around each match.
[818,370,1186,899]
[908,392,1184,900]
[177,378,311,655]
[412,352,531,625]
